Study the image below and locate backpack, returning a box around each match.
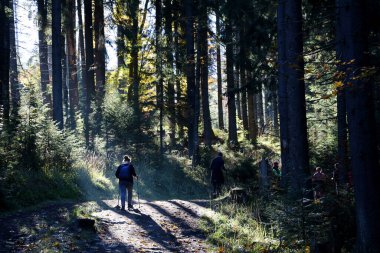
[118,164,132,180]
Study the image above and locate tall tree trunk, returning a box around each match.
[225,4,238,145]
[262,84,267,128]
[0,0,10,127]
[52,0,63,129]
[285,0,309,197]
[115,0,126,69]
[9,0,20,120]
[77,0,89,145]
[184,0,196,156]
[215,10,224,130]
[164,0,176,146]
[336,90,348,184]
[234,28,241,122]
[64,0,79,129]
[156,0,164,154]
[131,0,140,123]
[37,0,51,108]
[336,0,380,250]
[277,0,289,188]
[94,0,105,95]
[256,85,264,133]
[94,0,105,135]
[117,25,125,68]
[84,0,95,101]
[62,35,69,127]
[239,27,248,132]
[193,14,201,165]
[199,0,213,147]
[247,72,258,143]
[235,66,242,121]
[272,78,279,136]
[335,1,348,186]
[173,0,184,138]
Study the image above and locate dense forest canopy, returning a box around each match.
[0,0,380,252]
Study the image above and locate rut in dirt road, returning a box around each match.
[93,199,214,252]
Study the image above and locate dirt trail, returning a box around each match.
[0,199,215,252]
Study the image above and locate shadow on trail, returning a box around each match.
[168,200,201,218]
[0,201,136,253]
[146,202,207,239]
[96,200,182,252]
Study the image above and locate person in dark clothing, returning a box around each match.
[312,167,327,200]
[272,161,281,187]
[115,155,138,211]
[210,152,225,198]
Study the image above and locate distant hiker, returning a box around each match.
[115,155,138,211]
[312,167,327,200]
[272,161,281,186]
[210,152,225,198]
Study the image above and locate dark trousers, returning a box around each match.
[119,181,133,208]
[212,181,222,197]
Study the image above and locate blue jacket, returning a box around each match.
[115,162,137,183]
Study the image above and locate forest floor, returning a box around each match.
[0,198,216,252]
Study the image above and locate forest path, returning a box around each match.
[0,199,215,252]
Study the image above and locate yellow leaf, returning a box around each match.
[334,81,344,88]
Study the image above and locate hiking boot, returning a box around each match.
[121,207,126,211]
[128,205,134,210]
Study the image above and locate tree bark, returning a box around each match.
[62,35,69,127]
[193,11,201,165]
[199,0,213,147]
[156,0,164,154]
[64,0,79,129]
[215,10,224,130]
[9,0,20,120]
[271,78,279,136]
[77,0,89,145]
[247,70,258,143]
[131,0,140,122]
[37,0,51,108]
[173,0,184,138]
[52,0,63,129]
[225,3,238,145]
[164,0,176,146]
[285,0,309,197]
[94,0,105,135]
[336,0,380,250]
[0,0,10,127]
[256,84,264,133]
[335,0,348,186]
[337,89,348,185]
[84,0,95,100]
[184,0,196,157]
[239,25,248,133]
[277,0,290,188]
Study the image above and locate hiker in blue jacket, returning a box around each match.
[115,155,138,211]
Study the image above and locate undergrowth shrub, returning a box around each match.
[200,201,275,252]
[0,87,87,209]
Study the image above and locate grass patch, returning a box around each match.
[200,200,277,253]
[1,169,81,210]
